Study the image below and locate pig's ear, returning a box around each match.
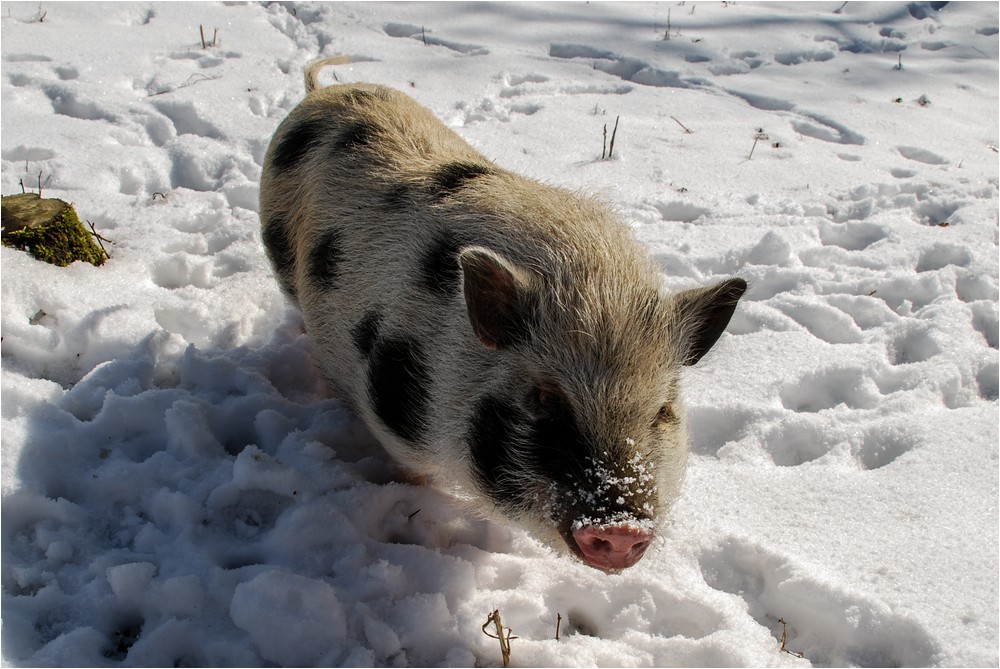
[671,277,747,366]
[459,246,536,350]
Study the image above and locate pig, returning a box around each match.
[258,57,746,572]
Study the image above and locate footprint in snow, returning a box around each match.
[699,537,941,666]
[897,145,949,165]
[167,49,242,70]
[818,220,888,252]
[152,99,225,140]
[768,297,865,345]
[545,571,726,642]
[42,84,117,123]
[1,145,56,161]
[779,366,882,414]
[969,301,999,350]
[383,23,488,56]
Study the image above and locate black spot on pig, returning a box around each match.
[272,118,325,172]
[431,162,494,197]
[467,395,527,507]
[527,391,592,485]
[368,336,431,444]
[309,227,345,290]
[335,119,376,151]
[383,184,413,210]
[351,309,382,358]
[261,213,297,297]
[419,232,462,297]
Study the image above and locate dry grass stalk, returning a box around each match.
[482,609,517,667]
[777,618,805,659]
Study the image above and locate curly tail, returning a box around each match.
[304,56,353,94]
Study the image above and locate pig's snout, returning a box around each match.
[572,524,654,571]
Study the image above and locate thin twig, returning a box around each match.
[200,24,206,49]
[482,609,517,668]
[749,129,768,160]
[602,123,607,159]
[671,115,693,134]
[556,612,562,641]
[87,221,113,260]
[778,618,805,659]
[147,73,218,97]
[608,115,620,158]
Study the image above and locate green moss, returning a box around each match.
[1,193,106,267]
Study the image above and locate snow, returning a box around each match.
[1,1,997,666]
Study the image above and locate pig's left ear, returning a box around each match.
[459,246,537,350]
[671,277,747,366]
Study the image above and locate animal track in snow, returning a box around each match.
[383,23,488,56]
[152,253,250,291]
[2,145,56,161]
[853,422,918,470]
[759,417,838,466]
[686,405,756,456]
[545,572,725,642]
[969,302,999,349]
[505,72,549,86]
[813,33,907,54]
[768,297,865,345]
[4,53,53,63]
[498,72,631,98]
[758,415,915,469]
[54,65,79,80]
[818,220,888,251]
[548,43,702,90]
[956,268,1000,304]
[42,85,117,123]
[651,200,710,223]
[780,367,881,413]
[168,49,242,69]
[826,180,966,227]
[915,242,972,272]
[824,294,899,331]
[790,113,865,146]
[699,538,940,666]
[774,48,836,65]
[152,100,225,140]
[976,361,999,401]
[898,145,949,165]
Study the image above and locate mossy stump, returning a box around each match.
[1,193,106,267]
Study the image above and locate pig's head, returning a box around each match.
[458,244,746,572]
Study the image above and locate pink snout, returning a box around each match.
[572,524,654,572]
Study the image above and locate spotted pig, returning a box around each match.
[259,57,746,571]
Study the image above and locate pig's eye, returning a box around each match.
[654,403,676,431]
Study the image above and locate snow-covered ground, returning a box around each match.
[2,1,997,666]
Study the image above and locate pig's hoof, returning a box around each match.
[572,524,653,571]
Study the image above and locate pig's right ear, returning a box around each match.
[459,246,536,350]
[671,277,747,366]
